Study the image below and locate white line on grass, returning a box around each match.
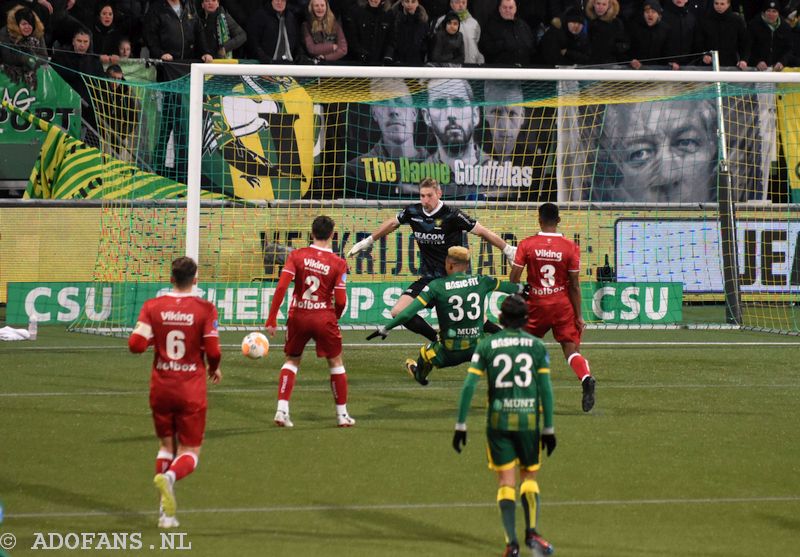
[8,495,800,520]
[1,382,798,398]
[3,341,799,352]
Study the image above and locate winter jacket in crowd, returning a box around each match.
[693,5,749,67]
[538,17,591,67]
[747,10,791,68]
[479,9,535,66]
[143,0,211,80]
[429,22,464,63]
[661,0,698,65]
[198,5,247,58]
[302,16,348,61]
[628,12,671,65]
[585,0,629,65]
[247,1,301,63]
[434,8,483,64]
[383,1,429,65]
[0,5,47,87]
[344,0,392,63]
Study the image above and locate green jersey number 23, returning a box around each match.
[493,353,534,388]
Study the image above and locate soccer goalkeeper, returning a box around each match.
[348,178,516,343]
[367,246,521,385]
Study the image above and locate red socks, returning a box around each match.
[330,369,348,405]
[278,365,298,402]
[568,353,591,382]
[169,452,198,481]
[155,450,173,474]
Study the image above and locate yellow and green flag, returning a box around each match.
[1,101,228,200]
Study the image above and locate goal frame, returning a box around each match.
[186,62,800,330]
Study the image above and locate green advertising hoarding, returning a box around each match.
[0,66,81,142]
[7,281,683,327]
[587,282,683,324]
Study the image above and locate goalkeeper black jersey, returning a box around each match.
[396,203,477,279]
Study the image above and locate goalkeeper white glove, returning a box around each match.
[502,244,517,264]
[347,236,374,257]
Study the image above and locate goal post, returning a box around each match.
[58,61,800,334]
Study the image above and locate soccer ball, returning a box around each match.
[241,332,270,359]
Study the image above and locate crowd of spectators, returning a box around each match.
[0,0,797,193]
[2,0,800,78]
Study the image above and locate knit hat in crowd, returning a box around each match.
[563,7,583,25]
[643,0,663,14]
[14,7,36,27]
[762,0,780,12]
[443,11,460,28]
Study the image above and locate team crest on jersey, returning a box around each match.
[341,273,347,283]
[213,319,219,330]
[434,218,443,228]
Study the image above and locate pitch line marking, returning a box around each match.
[1,382,798,398]
[7,495,800,520]
[2,340,799,352]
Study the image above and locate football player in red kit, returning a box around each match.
[265,215,355,428]
[128,256,222,528]
[510,203,596,412]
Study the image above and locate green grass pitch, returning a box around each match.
[1,326,799,556]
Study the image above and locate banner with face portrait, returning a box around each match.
[342,78,549,201]
[557,80,774,203]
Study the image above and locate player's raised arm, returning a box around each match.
[470,223,516,262]
[346,217,400,257]
[496,280,524,295]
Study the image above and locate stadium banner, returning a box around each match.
[7,205,775,306]
[6,281,510,326]
[6,281,679,326]
[616,219,800,293]
[0,66,81,142]
[0,103,229,200]
[587,282,683,324]
[776,74,800,203]
[201,77,321,200]
[557,80,772,204]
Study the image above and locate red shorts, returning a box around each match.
[284,311,342,358]
[150,388,207,447]
[525,299,582,346]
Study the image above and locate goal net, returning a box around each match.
[56,64,800,335]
